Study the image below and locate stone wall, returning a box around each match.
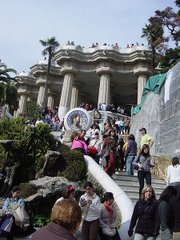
[131,62,180,158]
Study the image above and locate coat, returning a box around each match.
[170,195,180,232]
[129,199,160,236]
[31,222,77,240]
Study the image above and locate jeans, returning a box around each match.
[126,155,135,175]
[160,228,173,240]
[138,170,151,197]
[134,233,157,240]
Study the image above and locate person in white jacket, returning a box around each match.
[79,181,101,240]
[166,157,180,186]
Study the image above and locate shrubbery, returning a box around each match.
[58,144,87,182]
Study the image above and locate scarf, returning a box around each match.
[104,202,113,223]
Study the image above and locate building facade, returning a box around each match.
[16,44,153,120]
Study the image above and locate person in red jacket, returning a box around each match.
[32,199,82,240]
[104,144,116,177]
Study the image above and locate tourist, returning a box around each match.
[169,185,180,239]
[124,117,130,134]
[32,199,82,240]
[118,118,124,135]
[101,103,107,111]
[158,186,176,240]
[166,157,180,186]
[99,192,120,240]
[139,128,154,150]
[35,117,44,127]
[1,186,30,239]
[116,137,125,172]
[79,182,101,240]
[88,132,102,163]
[133,144,153,197]
[104,143,116,177]
[70,132,88,154]
[125,134,137,176]
[128,185,160,239]
[51,114,60,131]
[55,185,76,204]
[89,124,100,139]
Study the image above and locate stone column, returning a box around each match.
[58,66,78,120]
[37,85,46,107]
[96,66,114,107]
[47,93,55,110]
[70,84,79,109]
[18,94,28,115]
[137,74,148,104]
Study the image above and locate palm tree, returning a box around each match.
[0,61,17,112]
[39,37,60,109]
[0,61,17,83]
[142,17,164,74]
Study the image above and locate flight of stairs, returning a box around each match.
[113,171,167,204]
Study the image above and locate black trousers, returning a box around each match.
[138,170,151,197]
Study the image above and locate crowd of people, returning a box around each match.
[65,40,146,51]
[1,173,180,240]
[69,119,133,178]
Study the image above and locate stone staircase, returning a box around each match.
[113,171,167,204]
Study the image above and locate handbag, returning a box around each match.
[0,215,14,234]
[88,146,97,155]
[9,205,30,228]
[134,165,139,170]
[102,227,116,237]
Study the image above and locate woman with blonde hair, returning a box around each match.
[128,186,160,240]
[32,199,82,240]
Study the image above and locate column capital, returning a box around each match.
[96,67,114,76]
[133,67,152,77]
[60,66,78,75]
[17,89,30,97]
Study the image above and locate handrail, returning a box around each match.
[151,155,170,181]
[84,155,133,240]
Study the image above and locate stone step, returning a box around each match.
[113,173,166,185]
[114,179,166,191]
[113,172,166,204]
[119,185,165,195]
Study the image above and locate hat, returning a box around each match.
[139,127,146,132]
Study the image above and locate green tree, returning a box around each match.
[155,7,180,46]
[0,61,18,112]
[142,17,164,74]
[0,61,16,83]
[39,37,59,109]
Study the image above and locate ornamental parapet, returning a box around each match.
[30,62,61,77]
[54,47,153,66]
[16,74,36,87]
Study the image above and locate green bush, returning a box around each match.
[0,117,57,184]
[33,215,51,227]
[59,147,87,182]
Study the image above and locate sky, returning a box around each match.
[0,0,178,73]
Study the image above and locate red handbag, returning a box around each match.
[88,146,97,155]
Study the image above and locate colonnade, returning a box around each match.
[16,46,152,117]
[17,66,148,119]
